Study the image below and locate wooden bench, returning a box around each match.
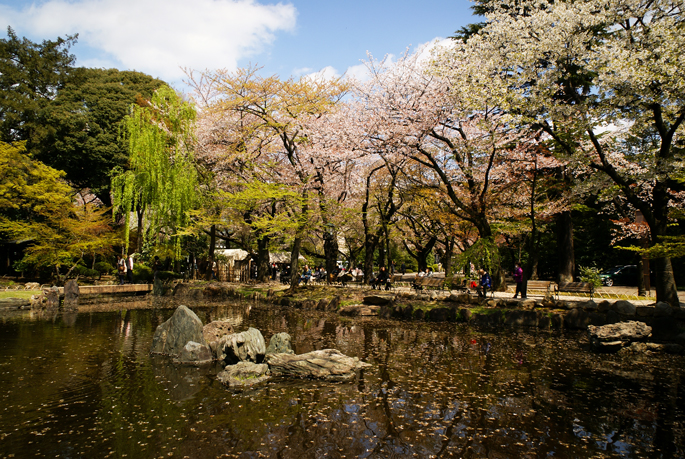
[524,280,557,296]
[412,276,445,290]
[555,282,594,299]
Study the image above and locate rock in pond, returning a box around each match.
[203,320,234,344]
[217,362,271,388]
[215,327,266,364]
[363,295,394,306]
[588,321,652,352]
[265,349,371,382]
[175,341,213,365]
[339,305,380,317]
[618,342,683,355]
[266,332,294,355]
[150,305,206,356]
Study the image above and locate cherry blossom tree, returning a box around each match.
[350,51,546,289]
[438,0,684,305]
[186,66,349,286]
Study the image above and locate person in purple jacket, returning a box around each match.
[513,262,525,298]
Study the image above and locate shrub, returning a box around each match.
[71,265,99,279]
[157,270,183,281]
[94,261,112,275]
[578,265,602,289]
[133,265,154,283]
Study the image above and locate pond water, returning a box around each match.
[0,300,683,458]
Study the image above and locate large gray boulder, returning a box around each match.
[265,349,371,382]
[216,327,266,364]
[63,280,79,307]
[45,286,60,310]
[588,321,652,352]
[203,320,234,344]
[613,300,636,316]
[266,332,294,355]
[216,362,270,388]
[175,341,213,365]
[150,305,206,356]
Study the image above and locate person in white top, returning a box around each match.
[127,254,134,284]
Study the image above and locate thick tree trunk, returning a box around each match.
[363,236,379,283]
[206,224,216,281]
[403,236,436,273]
[256,234,270,282]
[378,238,386,270]
[442,237,455,276]
[653,256,679,307]
[323,228,338,285]
[289,236,302,290]
[385,227,392,269]
[556,211,575,283]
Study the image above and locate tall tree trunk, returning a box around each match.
[289,196,308,290]
[256,234,270,282]
[403,237,437,273]
[363,235,379,283]
[206,224,215,281]
[289,236,302,290]
[136,206,144,253]
[653,256,678,307]
[442,237,455,276]
[378,236,386,270]
[556,211,575,283]
[323,227,338,285]
[385,226,392,269]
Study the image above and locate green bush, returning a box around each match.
[94,261,112,275]
[133,265,154,283]
[157,270,183,281]
[578,265,602,289]
[71,265,99,279]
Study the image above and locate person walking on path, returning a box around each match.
[513,262,525,298]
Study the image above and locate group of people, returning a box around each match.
[116,254,135,285]
[474,262,525,299]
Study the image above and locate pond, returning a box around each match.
[0,300,683,458]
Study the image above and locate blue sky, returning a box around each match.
[0,0,477,88]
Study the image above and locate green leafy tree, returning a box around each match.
[112,86,198,258]
[35,68,165,205]
[0,142,119,281]
[0,27,76,146]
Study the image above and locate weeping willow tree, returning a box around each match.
[112,85,198,258]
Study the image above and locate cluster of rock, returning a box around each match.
[150,305,370,388]
[29,286,64,310]
[588,321,683,354]
[165,282,278,302]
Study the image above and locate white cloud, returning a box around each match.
[0,0,296,82]
[303,65,340,81]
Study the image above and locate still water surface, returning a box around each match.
[0,300,683,458]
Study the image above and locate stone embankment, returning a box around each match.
[163,282,685,350]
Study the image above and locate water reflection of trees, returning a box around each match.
[1,305,683,458]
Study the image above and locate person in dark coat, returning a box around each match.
[478,269,492,298]
[371,267,390,290]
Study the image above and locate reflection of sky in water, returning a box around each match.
[0,304,683,458]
